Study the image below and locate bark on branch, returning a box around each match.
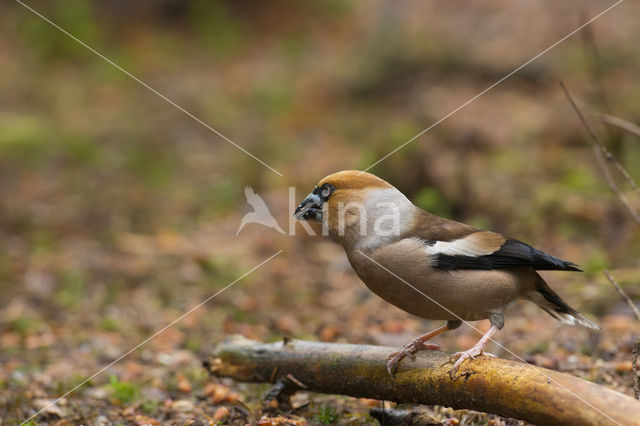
[207,336,640,425]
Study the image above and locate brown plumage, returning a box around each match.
[294,170,598,376]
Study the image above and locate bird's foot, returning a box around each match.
[449,347,496,375]
[387,338,440,377]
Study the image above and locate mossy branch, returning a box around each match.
[207,336,640,425]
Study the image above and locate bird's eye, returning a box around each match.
[321,184,333,199]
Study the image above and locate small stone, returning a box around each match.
[213,406,230,422]
[87,387,109,400]
[615,360,633,373]
[225,391,242,403]
[93,415,109,426]
[176,372,192,393]
[212,386,229,403]
[32,399,67,418]
[134,414,161,425]
[202,382,218,396]
[171,399,195,412]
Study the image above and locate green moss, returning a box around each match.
[0,115,51,166]
[53,374,93,396]
[184,335,202,352]
[99,316,121,332]
[315,403,339,424]
[141,399,160,415]
[9,316,43,338]
[185,367,209,388]
[107,375,140,405]
[54,270,86,308]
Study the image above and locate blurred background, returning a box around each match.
[1,0,639,424]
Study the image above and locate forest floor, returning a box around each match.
[2,214,639,425]
[2,1,640,424]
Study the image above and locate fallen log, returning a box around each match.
[207,336,640,425]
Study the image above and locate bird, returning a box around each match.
[237,186,285,235]
[293,170,598,376]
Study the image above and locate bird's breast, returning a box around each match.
[346,244,526,322]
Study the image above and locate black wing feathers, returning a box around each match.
[434,239,582,272]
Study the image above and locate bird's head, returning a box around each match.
[294,170,414,248]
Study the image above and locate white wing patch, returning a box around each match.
[422,232,504,258]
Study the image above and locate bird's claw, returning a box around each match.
[386,361,397,377]
[401,345,420,360]
[387,340,440,377]
[449,348,495,376]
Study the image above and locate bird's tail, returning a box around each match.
[528,275,600,330]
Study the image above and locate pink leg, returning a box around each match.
[387,324,449,377]
[450,324,499,374]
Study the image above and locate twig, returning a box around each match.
[603,270,640,320]
[569,87,639,193]
[603,271,640,400]
[579,14,611,113]
[603,114,640,139]
[560,81,640,224]
[634,339,640,400]
[370,405,439,425]
[560,82,639,193]
[285,374,307,389]
[579,15,628,164]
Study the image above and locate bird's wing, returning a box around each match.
[411,214,581,271]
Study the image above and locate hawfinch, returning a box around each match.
[294,170,598,376]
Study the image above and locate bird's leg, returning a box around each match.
[387,320,461,377]
[450,313,503,375]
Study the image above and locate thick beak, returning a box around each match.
[293,191,323,221]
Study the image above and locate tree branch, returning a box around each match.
[604,270,640,320]
[560,81,640,224]
[208,336,640,425]
[603,114,640,139]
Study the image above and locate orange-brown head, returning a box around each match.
[294,171,413,248]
